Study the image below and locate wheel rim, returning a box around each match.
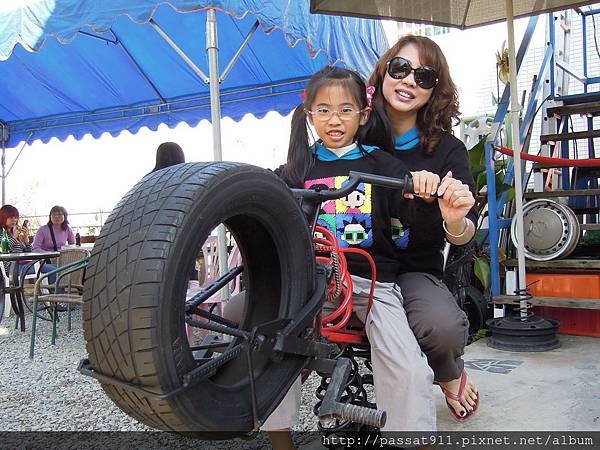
[511,199,580,261]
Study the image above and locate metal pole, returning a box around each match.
[220,20,259,83]
[485,141,501,296]
[506,0,528,311]
[149,18,210,84]
[207,9,223,162]
[1,136,5,206]
[207,8,229,302]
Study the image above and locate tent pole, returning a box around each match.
[207,9,223,162]
[220,21,259,83]
[149,18,210,83]
[111,28,167,104]
[207,8,230,302]
[506,0,528,311]
[1,131,5,206]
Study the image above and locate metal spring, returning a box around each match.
[314,243,343,302]
[327,251,342,301]
[511,286,534,319]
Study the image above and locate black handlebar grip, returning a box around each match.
[348,171,413,195]
[403,175,414,195]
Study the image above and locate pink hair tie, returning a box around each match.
[366,86,375,108]
[300,88,307,102]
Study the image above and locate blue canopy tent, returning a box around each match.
[0,0,388,198]
[0,0,387,301]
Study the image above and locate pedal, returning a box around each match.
[317,357,386,428]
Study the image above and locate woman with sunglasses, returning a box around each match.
[365,35,479,423]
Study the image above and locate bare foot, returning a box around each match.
[438,371,478,419]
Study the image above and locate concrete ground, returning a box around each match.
[301,334,599,449]
[437,334,600,431]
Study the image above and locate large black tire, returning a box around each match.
[82,162,316,437]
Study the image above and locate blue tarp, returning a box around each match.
[0,0,387,148]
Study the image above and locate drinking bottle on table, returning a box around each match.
[1,229,10,253]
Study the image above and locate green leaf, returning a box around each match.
[474,255,491,290]
[476,172,487,194]
[494,159,509,170]
[471,164,486,180]
[505,187,515,202]
[468,137,487,169]
[494,171,504,189]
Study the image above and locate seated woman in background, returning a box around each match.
[31,205,76,289]
[0,204,55,283]
[0,204,31,255]
[151,141,185,173]
[32,205,75,253]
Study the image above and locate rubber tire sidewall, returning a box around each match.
[83,162,316,435]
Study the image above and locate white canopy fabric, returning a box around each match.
[310,0,595,28]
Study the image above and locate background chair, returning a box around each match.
[29,252,90,358]
[186,236,242,342]
[2,260,45,323]
[56,247,89,289]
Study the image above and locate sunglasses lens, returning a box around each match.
[388,57,411,79]
[415,68,438,89]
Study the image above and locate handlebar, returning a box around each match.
[290,171,414,202]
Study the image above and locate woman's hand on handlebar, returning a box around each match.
[437,171,475,224]
[404,170,439,202]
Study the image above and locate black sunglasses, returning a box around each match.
[386,56,439,89]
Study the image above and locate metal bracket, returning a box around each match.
[220,20,259,83]
[149,18,210,84]
[78,358,188,400]
[0,122,8,144]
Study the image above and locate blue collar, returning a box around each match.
[314,142,378,161]
[394,127,420,151]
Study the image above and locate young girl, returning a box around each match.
[224,66,436,448]
[277,65,437,444]
[366,35,479,421]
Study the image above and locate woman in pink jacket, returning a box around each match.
[32,205,75,253]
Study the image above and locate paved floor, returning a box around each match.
[301,334,600,449]
[436,334,600,431]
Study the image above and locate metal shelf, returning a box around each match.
[504,258,600,269]
[493,295,600,309]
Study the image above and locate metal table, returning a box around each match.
[0,251,60,331]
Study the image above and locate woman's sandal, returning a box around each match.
[440,369,479,421]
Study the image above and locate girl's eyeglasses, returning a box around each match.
[386,56,439,90]
[305,107,366,122]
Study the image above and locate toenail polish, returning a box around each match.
[460,411,466,417]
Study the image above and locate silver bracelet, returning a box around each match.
[443,218,469,238]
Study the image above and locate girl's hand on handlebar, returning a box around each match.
[405,170,440,202]
[437,171,475,224]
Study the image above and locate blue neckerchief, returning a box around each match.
[394,127,420,151]
[314,142,378,161]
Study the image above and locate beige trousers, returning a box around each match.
[224,274,437,431]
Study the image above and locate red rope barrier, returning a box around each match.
[496,146,600,167]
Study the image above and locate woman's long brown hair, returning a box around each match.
[367,35,460,155]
